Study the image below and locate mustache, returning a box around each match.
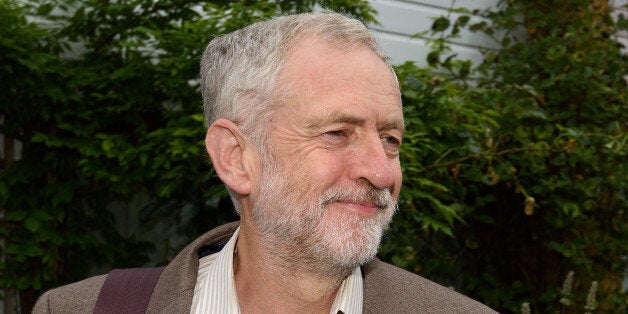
[319,184,393,211]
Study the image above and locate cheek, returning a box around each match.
[316,151,351,175]
[288,152,348,192]
[392,159,403,197]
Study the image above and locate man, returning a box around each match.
[34,12,495,313]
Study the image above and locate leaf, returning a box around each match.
[5,210,28,221]
[102,138,115,153]
[565,128,582,138]
[520,108,548,120]
[432,17,451,32]
[427,51,440,66]
[36,3,54,15]
[24,217,41,232]
[455,15,470,28]
[421,216,454,237]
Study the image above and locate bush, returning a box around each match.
[381,0,627,312]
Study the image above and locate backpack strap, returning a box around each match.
[94,267,164,314]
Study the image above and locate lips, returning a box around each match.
[331,200,381,216]
[322,190,381,202]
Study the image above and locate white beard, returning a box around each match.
[250,157,397,278]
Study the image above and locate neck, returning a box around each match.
[234,220,350,314]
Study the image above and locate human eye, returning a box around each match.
[321,129,350,145]
[381,134,402,155]
[325,130,345,137]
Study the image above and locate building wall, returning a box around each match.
[611,0,628,54]
[369,0,501,66]
[370,0,628,66]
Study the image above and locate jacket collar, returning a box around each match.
[146,221,381,312]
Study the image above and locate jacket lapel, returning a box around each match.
[146,222,240,312]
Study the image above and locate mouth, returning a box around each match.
[319,185,392,216]
[326,200,384,216]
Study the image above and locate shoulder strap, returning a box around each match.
[94,267,165,314]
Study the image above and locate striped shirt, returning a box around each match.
[190,227,363,313]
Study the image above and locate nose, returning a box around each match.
[348,133,396,191]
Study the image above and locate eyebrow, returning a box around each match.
[305,110,406,133]
[381,120,406,133]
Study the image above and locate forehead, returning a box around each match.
[276,37,403,128]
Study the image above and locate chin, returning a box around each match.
[316,209,390,269]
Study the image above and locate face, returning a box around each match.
[249,37,404,276]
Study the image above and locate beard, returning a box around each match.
[250,156,398,279]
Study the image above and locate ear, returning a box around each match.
[205,119,254,196]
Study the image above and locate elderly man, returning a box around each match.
[34,12,495,313]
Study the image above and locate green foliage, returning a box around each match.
[381,0,627,312]
[0,0,375,310]
[2,0,626,312]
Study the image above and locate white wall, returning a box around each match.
[370,0,628,66]
[611,0,628,54]
[369,0,501,66]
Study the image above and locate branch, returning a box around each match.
[425,144,564,170]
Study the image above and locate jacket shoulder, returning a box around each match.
[32,222,241,313]
[32,274,107,313]
[363,259,497,313]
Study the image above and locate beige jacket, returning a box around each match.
[33,222,496,313]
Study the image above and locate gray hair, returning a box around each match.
[200,12,390,213]
[200,12,388,141]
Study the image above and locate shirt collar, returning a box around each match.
[191,227,240,313]
[191,227,363,313]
